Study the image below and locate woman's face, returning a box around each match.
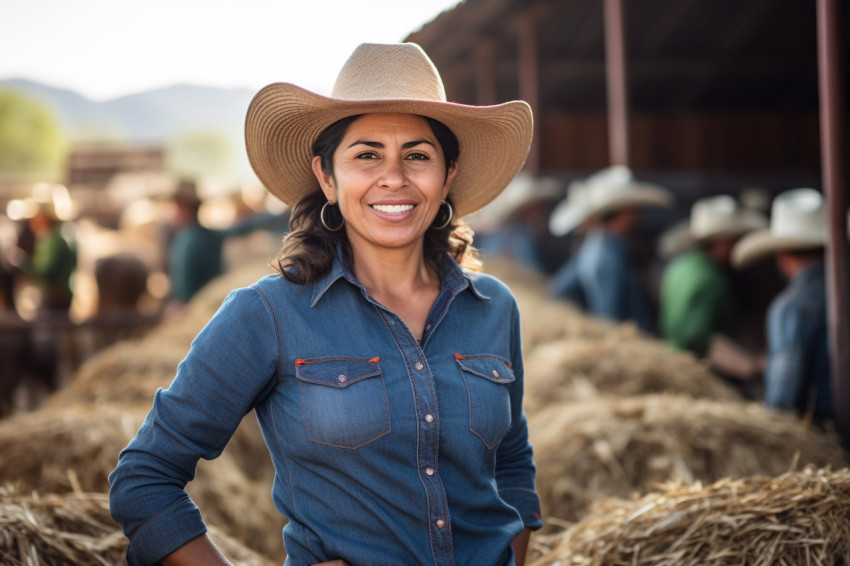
[313,113,457,258]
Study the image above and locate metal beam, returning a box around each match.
[817,0,850,448]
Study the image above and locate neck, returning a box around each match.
[349,240,437,299]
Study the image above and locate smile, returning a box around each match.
[371,204,415,213]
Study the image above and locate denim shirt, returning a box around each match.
[548,228,652,331]
[109,253,543,566]
[765,259,831,418]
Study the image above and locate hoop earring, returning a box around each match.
[431,200,453,230]
[320,201,345,232]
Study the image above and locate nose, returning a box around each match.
[378,157,408,190]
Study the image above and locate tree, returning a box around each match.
[0,90,67,176]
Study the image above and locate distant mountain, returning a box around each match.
[0,78,257,181]
[0,78,255,143]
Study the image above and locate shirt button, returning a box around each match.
[435,519,446,528]
[425,467,435,476]
[337,374,347,383]
[414,361,424,371]
[425,414,434,423]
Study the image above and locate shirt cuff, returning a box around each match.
[125,496,207,566]
[500,486,544,530]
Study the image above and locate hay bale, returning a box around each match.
[0,488,276,566]
[530,394,849,525]
[529,466,850,566]
[522,333,740,415]
[0,404,284,560]
[185,260,274,321]
[0,405,146,494]
[45,339,187,408]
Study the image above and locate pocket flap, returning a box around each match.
[455,354,516,384]
[295,357,382,389]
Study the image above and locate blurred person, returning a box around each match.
[109,42,542,566]
[11,199,77,314]
[0,215,31,414]
[659,195,767,369]
[473,173,560,273]
[81,253,160,353]
[5,187,78,401]
[732,188,832,424]
[547,165,673,332]
[164,179,285,316]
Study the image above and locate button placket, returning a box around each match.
[377,303,453,558]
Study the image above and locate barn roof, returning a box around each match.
[406,0,849,112]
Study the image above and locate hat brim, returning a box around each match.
[732,229,825,268]
[245,83,533,218]
[549,185,672,236]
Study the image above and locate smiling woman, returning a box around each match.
[108,42,541,566]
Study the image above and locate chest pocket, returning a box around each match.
[295,357,390,449]
[455,354,516,449]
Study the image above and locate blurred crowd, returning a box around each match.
[0,179,288,414]
[0,167,842,432]
[473,166,841,431]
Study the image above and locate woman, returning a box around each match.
[109,42,542,566]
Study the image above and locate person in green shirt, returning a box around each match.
[660,195,765,361]
[17,201,77,313]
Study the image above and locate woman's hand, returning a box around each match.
[511,527,533,566]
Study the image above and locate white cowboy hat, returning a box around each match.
[468,173,561,232]
[548,165,672,236]
[245,42,533,218]
[732,188,827,268]
[659,194,768,258]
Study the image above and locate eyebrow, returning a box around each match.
[346,139,437,150]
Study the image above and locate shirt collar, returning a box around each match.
[310,249,488,307]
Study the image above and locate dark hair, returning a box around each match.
[273,114,479,284]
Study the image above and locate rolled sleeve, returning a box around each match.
[123,496,206,566]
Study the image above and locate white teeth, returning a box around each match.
[372,204,414,213]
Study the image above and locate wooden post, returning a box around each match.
[518,11,541,176]
[604,0,630,166]
[475,40,498,106]
[817,0,850,449]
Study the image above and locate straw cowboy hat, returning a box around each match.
[658,194,767,258]
[732,188,827,268]
[245,42,533,218]
[548,165,672,236]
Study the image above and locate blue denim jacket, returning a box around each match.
[765,259,831,419]
[548,229,652,331]
[109,253,542,566]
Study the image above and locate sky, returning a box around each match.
[2,0,462,101]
